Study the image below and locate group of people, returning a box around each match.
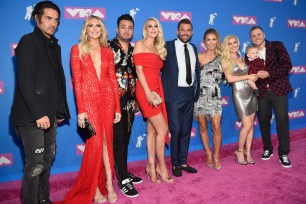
[10,1,293,204]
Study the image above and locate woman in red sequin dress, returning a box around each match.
[58,16,121,204]
[133,17,173,184]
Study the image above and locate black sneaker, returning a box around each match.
[127,172,143,184]
[279,155,292,168]
[119,179,139,198]
[261,150,273,160]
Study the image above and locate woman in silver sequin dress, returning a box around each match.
[221,35,258,165]
[194,29,223,170]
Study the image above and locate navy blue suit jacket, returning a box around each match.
[162,40,200,103]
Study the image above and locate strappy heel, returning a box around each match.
[213,154,222,171]
[156,164,174,183]
[234,150,247,165]
[205,151,213,168]
[145,163,160,183]
[94,187,107,203]
[106,172,117,203]
[244,150,255,164]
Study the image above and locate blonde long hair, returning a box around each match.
[221,35,244,74]
[78,15,108,59]
[143,17,167,60]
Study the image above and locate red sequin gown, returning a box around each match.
[58,45,120,204]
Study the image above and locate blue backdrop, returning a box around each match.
[1,0,305,182]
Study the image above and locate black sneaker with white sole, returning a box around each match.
[279,155,292,168]
[261,150,273,160]
[127,172,143,184]
[119,179,139,198]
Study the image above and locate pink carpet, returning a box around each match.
[1,128,306,204]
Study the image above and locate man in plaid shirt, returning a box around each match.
[249,26,292,168]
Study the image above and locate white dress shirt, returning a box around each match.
[175,39,196,87]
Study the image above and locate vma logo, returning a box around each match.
[11,43,17,56]
[290,66,306,74]
[0,81,4,94]
[65,7,106,19]
[190,127,196,137]
[288,110,305,120]
[221,96,230,106]
[0,153,13,166]
[233,15,257,25]
[76,144,85,155]
[288,19,306,28]
[160,11,192,22]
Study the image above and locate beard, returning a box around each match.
[118,35,133,43]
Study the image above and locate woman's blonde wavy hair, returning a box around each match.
[142,17,167,60]
[78,15,108,59]
[221,34,244,74]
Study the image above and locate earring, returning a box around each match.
[85,34,89,41]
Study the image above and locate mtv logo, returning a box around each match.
[76,144,85,155]
[233,15,257,25]
[221,96,230,106]
[0,81,4,94]
[200,42,207,52]
[0,153,13,166]
[160,11,192,22]
[190,127,196,137]
[11,43,18,56]
[290,66,306,74]
[288,110,305,119]
[288,19,306,28]
[65,7,106,19]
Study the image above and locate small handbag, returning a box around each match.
[84,118,96,136]
[151,91,162,107]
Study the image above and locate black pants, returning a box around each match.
[257,91,290,156]
[113,109,134,181]
[16,122,57,204]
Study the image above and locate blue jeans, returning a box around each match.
[15,122,57,204]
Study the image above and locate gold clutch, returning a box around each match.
[151,91,162,107]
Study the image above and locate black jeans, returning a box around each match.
[113,109,134,182]
[257,91,290,156]
[16,122,57,204]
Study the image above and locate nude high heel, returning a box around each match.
[244,150,255,164]
[205,151,213,168]
[234,150,247,165]
[156,164,174,183]
[145,163,160,183]
[213,154,222,171]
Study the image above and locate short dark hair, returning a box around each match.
[117,14,134,27]
[178,18,193,30]
[249,26,264,35]
[32,1,61,24]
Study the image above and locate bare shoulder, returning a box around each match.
[133,40,145,54]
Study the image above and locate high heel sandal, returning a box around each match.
[94,187,107,203]
[145,163,160,183]
[106,172,117,203]
[156,164,174,183]
[234,150,247,165]
[244,150,255,164]
[205,151,213,168]
[213,154,222,171]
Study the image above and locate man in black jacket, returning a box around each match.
[10,1,70,203]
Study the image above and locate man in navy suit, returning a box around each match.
[162,18,200,177]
